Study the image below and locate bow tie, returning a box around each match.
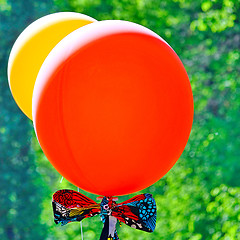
[52,189,157,240]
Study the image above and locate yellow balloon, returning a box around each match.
[8,12,96,119]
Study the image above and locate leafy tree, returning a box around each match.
[1,0,239,239]
[0,0,54,239]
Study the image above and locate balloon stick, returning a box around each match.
[78,187,84,240]
[60,176,64,183]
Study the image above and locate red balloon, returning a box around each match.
[33,20,193,196]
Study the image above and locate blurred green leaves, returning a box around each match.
[1,0,240,239]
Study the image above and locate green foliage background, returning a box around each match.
[0,0,239,239]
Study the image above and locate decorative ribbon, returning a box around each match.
[52,189,157,240]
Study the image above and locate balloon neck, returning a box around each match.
[97,196,118,201]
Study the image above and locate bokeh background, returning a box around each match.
[0,0,239,239]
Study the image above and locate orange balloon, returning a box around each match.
[33,20,193,196]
